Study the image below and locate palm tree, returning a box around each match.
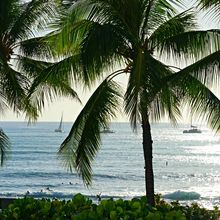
[197,0,220,13]
[56,0,220,206]
[0,0,79,165]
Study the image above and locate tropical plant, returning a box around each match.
[55,0,220,206]
[1,194,219,220]
[0,0,79,165]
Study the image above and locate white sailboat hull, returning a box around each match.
[183,128,202,133]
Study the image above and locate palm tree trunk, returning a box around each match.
[142,113,155,206]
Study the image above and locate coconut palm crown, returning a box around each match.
[56,0,220,206]
[0,0,79,165]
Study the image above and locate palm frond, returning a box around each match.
[28,57,82,113]
[58,79,122,185]
[141,55,182,124]
[197,0,220,11]
[16,56,53,78]
[29,81,80,115]
[124,49,147,130]
[88,0,144,39]
[196,0,220,22]
[0,0,20,34]
[0,64,29,112]
[18,36,53,59]
[142,0,181,38]
[162,60,220,132]
[170,50,220,89]
[0,129,11,166]
[49,3,90,55]
[149,9,197,48]
[0,90,9,114]
[10,0,57,41]
[148,85,182,124]
[80,22,125,84]
[156,29,220,62]
[173,73,220,132]
[0,64,38,120]
[28,54,85,92]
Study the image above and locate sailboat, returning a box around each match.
[183,117,201,133]
[54,114,63,132]
[183,125,202,133]
[100,126,114,133]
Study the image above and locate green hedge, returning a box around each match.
[0,194,219,220]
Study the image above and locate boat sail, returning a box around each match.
[55,114,63,132]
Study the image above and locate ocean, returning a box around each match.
[0,122,220,209]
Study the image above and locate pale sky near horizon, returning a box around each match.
[2,1,220,123]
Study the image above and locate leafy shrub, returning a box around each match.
[0,194,219,220]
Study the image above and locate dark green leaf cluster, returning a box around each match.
[0,194,219,220]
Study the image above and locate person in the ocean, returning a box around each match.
[46,187,53,192]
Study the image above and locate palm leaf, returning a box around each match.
[163,60,220,131]
[16,56,53,78]
[149,9,197,49]
[49,2,92,55]
[28,54,85,93]
[156,29,220,62]
[10,0,57,41]
[19,36,53,59]
[174,74,220,132]
[58,79,122,185]
[0,91,8,114]
[0,129,11,166]
[197,0,220,18]
[88,0,144,37]
[148,86,182,124]
[0,64,29,112]
[0,64,38,119]
[30,81,80,115]
[124,48,147,130]
[141,0,180,38]
[169,50,220,89]
[80,22,125,83]
[0,0,20,34]
[142,56,182,124]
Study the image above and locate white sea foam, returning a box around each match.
[162,191,200,200]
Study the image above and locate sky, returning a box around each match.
[2,1,220,123]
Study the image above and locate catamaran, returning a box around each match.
[100,126,114,133]
[183,125,202,133]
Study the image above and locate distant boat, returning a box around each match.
[183,114,202,134]
[183,125,202,134]
[100,127,114,134]
[55,114,63,132]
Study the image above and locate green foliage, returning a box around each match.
[0,194,219,220]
